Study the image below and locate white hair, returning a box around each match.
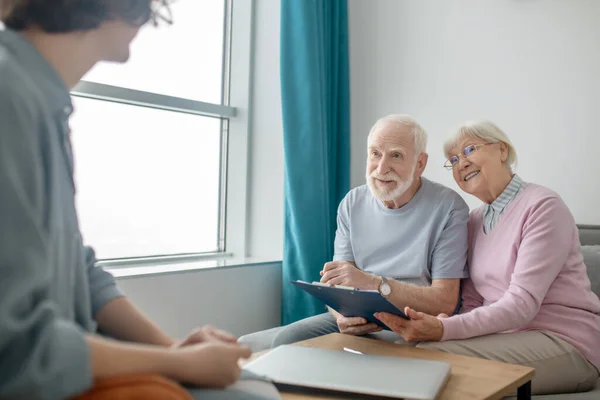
[368,114,428,156]
[443,120,518,169]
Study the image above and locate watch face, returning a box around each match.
[381,283,391,296]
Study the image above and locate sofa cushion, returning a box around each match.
[582,245,600,298]
[579,226,600,246]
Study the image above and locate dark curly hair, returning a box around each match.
[0,0,173,32]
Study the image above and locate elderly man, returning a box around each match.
[240,114,469,351]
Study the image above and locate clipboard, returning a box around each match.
[291,280,409,328]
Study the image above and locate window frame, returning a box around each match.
[70,0,254,266]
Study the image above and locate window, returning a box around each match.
[83,1,225,103]
[71,0,252,262]
[71,98,222,259]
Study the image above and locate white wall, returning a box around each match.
[348,0,600,224]
[116,263,282,338]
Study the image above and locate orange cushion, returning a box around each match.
[72,375,193,400]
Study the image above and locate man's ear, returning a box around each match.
[417,153,428,174]
[0,1,15,20]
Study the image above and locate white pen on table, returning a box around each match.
[343,347,364,355]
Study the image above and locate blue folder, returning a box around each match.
[292,280,409,328]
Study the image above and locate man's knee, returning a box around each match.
[271,324,311,347]
[238,327,282,352]
[271,313,338,347]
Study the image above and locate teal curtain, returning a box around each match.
[280,0,350,325]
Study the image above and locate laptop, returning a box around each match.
[243,345,451,400]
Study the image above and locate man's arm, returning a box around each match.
[85,247,175,346]
[0,92,95,399]
[321,265,460,316]
[95,297,175,346]
[86,334,251,388]
[332,196,354,262]
[89,252,236,348]
[385,278,460,316]
[0,88,250,399]
[321,196,381,335]
[383,192,468,316]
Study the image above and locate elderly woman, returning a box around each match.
[375,120,600,395]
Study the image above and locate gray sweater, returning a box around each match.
[0,30,123,399]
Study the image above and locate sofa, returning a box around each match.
[241,225,600,399]
[529,224,600,399]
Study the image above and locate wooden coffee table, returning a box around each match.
[259,333,534,400]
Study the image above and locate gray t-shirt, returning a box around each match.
[334,177,469,286]
[0,30,122,399]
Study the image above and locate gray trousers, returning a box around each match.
[418,330,599,395]
[239,312,410,352]
[240,315,599,395]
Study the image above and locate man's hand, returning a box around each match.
[337,315,382,335]
[174,325,238,348]
[320,261,379,290]
[171,342,252,388]
[374,307,444,342]
[86,333,250,388]
[329,308,382,335]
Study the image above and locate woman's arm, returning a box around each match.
[441,196,575,341]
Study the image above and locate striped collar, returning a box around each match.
[487,174,524,214]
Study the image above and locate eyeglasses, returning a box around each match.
[443,143,495,170]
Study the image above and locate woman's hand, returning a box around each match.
[374,307,445,342]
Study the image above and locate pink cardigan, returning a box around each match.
[441,184,600,370]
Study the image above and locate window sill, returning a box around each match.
[106,256,282,279]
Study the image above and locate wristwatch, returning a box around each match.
[378,276,392,298]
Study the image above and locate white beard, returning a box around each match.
[366,163,416,201]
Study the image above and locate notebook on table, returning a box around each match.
[292,280,409,328]
[243,345,451,400]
